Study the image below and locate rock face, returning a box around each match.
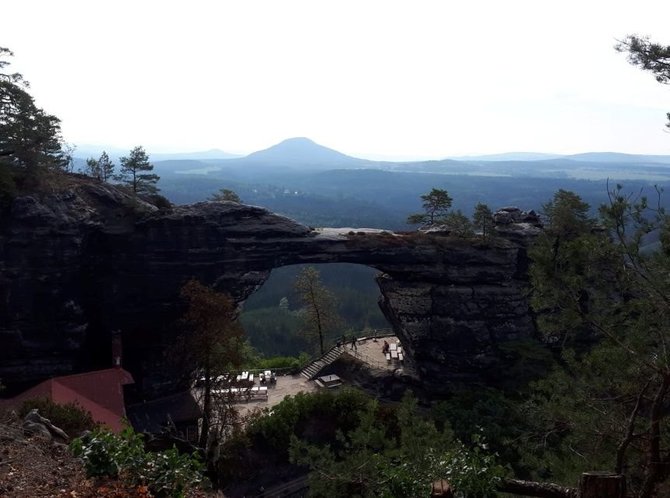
[0,181,542,393]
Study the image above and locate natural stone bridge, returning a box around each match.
[0,182,541,393]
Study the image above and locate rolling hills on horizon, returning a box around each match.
[75,136,670,169]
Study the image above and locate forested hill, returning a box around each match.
[109,137,670,230]
[156,170,670,230]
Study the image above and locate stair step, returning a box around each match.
[300,345,347,379]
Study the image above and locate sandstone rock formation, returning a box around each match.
[0,180,542,394]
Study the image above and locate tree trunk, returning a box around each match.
[579,472,626,498]
[497,478,577,498]
[198,363,212,449]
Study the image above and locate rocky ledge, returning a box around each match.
[0,181,542,394]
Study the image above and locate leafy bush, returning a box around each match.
[71,428,204,498]
[0,163,16,212]
[19,398,99,437]
[247,353,311,374]
[146,193,172,211]
[288,391,505,498]
[248,388,372,453]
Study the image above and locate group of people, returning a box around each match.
[259,372,276,385]
[338,335,358,351]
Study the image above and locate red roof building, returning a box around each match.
[0,368,134,433]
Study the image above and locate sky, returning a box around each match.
[3,0,670,159]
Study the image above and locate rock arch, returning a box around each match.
[0,186,540,392]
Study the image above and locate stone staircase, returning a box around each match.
[300,345,346,380]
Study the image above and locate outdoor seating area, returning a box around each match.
[204,370,278,403]
[212,385,269,402]
[382,340,404,364]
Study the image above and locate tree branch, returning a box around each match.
[638,373,670,498]
[497,478,577,498]
[615,379,651,474]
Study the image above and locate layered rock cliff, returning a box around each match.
[0,181,541,393]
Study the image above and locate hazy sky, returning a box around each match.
[4,0,670,159]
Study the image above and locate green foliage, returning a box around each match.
[0,47,67,191]
[294,266,342,355]
[407,187,453,225]
[444,209,474,237]
[146,193,172,211]
[209,188,241,203]
[178,278,245,448]
[240,306,309,357]
[617,35,670,130]
[617,35,670,85]
[241,263,388,358]
[85,151,115,182]
[529,189,607,346]
[431,389,528,477]
[71,428,204,498]
[473,202,494,238]
[245,352,311,373]
[0,162,16,210]
[18,398,99,437]
[138,448,205,498]
[118,146,160,195]
[288,392,505,497]
[247,389,371,456]
[526,186,670,495]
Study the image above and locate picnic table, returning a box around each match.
[317,374,343,388]
[211,385,268,402]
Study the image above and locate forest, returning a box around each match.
[2,34,670,498]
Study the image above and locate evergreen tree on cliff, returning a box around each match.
[86,151,115,182]
[118,146,159,194]
[0,47,66,194]
[407,188,453,225]
[209,188,241,203]
[473,202,494,239]
[525,184,670,497]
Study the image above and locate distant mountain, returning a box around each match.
[565,152,670,164]
[242,137,370,168]
[74,145,241,163]
[151,159,223,176]
[149,149,241,161]
[450,152,563,162]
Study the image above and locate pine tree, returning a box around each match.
[97,151,114,182]
[473,202,494,239]
[118,146,159,194]
[209,188,241,202]
[294,266,340,355]
[1,47,66,185]
[407,188,453,225]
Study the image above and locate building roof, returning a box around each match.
[0,368,134,433]
[126,391,202,434]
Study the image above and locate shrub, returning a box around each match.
[0,163,16,213]
[71,428,205,498]
[146,193,172,211]
[248,352,311,374]
[18,398,99,437]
